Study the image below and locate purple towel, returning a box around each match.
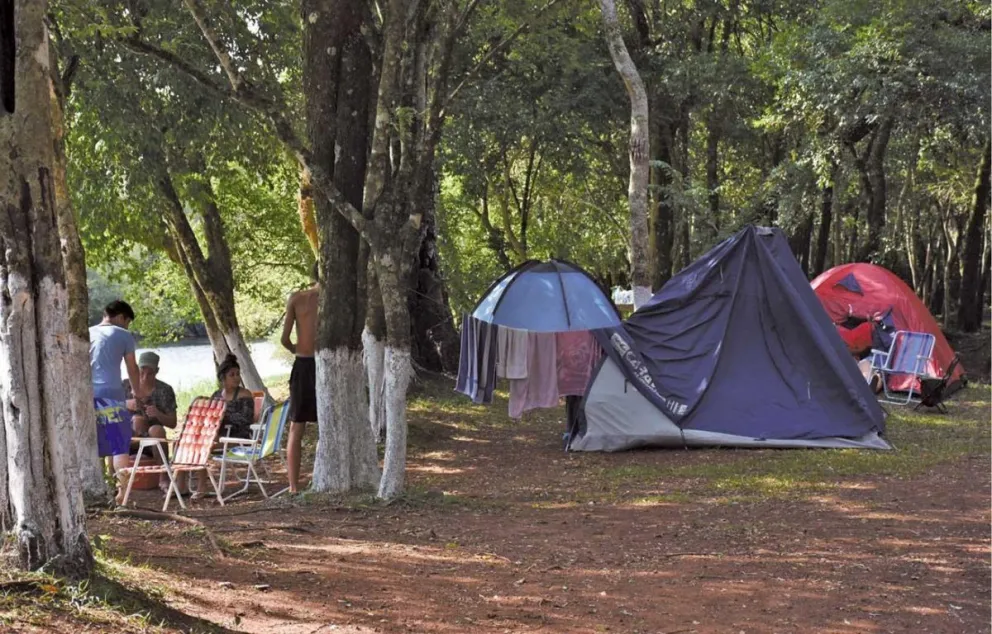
[509,332,559,419]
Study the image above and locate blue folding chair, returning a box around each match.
[869,331,936,405]
[215,400,291,501]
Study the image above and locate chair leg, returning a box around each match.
[204,468,225,506]
[220,462,253,503]
[250,462,268,498]
[218,458,228,499]
[119,444,149,508]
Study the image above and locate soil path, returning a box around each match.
[94,388,991,634]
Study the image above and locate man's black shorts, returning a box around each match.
[288,356,317,423]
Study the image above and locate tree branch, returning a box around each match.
[118,37,369,242]
[442,0,564,113]
[182,0,242,91]
[120,37,229,98]
[60,54,80,100]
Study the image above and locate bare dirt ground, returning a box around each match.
[68,378,991,634]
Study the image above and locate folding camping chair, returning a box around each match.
[914,356,960,414]
[869,330,936,406]
[214,400,291,502]
[118,397,227,511]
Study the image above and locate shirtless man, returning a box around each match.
[280,262,320,494]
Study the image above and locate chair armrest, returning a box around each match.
[134,437,175,445]
[218,437,256,445]
[250,424,263,431]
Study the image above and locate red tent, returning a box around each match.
[811,263,965,392]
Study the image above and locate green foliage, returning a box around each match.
[86,254,199,341]
[439,2,632,311]
[58,0,988,334]
[62,0,309,342]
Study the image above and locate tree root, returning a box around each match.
[106,508,227,559]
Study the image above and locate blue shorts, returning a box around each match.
[95,397,132,457]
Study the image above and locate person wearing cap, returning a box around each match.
[124,351,178,436]
[123,351,178,493]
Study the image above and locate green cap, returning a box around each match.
[138,351,160,369]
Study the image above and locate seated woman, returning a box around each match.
[211,354,256,440]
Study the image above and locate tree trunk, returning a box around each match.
[156,169,268,395]
[0,0,93,575]
[408,163,460,373]
[979,226,991,327]
[599,0,651,308]
[476,184,514,270]
[957,139,990,332]
[649,103,675,289]
[48,41,106,503]
[197,188,269,393]
[363,0,414,500]
[375,247,413,500]
[305,0,379,493]
[162,233,232,363]
[846,200,860,263]
[832,196,846,268]
[789,213,814,276]
[811,179,834,277]
[940,207,961,330]
[853,117,894,262]
[704,112,720,246]
[364,262,387,442]
[927,220,943,315]
[677,113,691,270]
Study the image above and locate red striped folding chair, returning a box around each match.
[118,397,227,511]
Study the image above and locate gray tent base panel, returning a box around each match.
[570,358,892,452]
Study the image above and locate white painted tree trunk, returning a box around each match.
[347,346,381,491]
[362,326,387,441]
[312,348,352,492]
[1,280,91,575]
[223,328,269,398]
[35,281,91,568]
[633,285,652,310]
[311,347,380,492]
[377,346,412,500]
[599,0,652,309]
[0,0,93,576]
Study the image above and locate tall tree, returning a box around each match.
[599,0,651,307]
[304,0,379,492]
[48,9,107,502]
[957,139,991,331]
[0,0,93,575]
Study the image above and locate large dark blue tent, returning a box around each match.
[569,225,890,451]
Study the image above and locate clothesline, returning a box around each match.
[454,314,601,419]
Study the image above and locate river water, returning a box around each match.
[120,339,292,392]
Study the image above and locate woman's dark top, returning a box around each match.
[211,390,255,439]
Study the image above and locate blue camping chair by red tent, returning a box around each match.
[870,331,936,406]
